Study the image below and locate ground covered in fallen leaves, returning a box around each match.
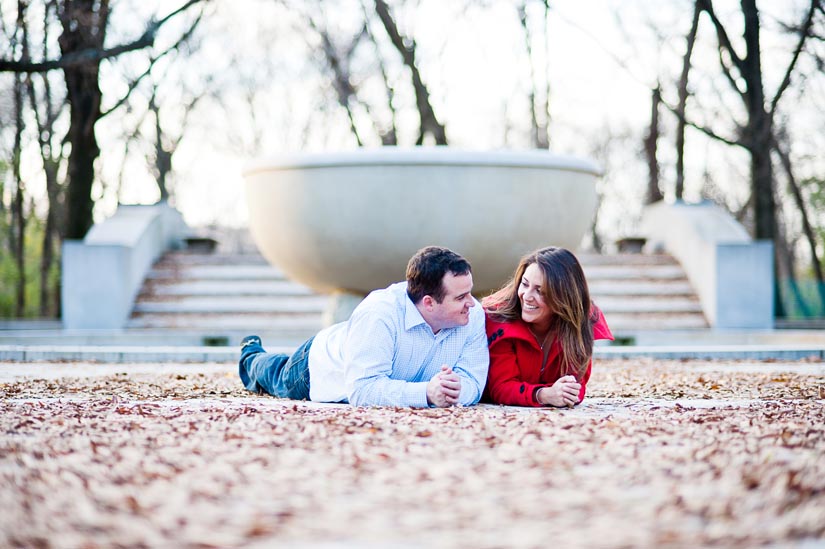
[1,358,823,548]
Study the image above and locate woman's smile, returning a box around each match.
[518,263,550,326]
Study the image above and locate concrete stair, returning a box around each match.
[578,253,708,333]
[128,251,324,346]
[7,224,825,363]
[127,249,707,346]
[7,245,825,362]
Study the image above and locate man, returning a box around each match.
[238,246,489,407]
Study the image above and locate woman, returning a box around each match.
[482,247,613,407]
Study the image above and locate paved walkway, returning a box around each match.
[2,341,824,363]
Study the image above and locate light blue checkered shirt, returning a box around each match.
[307,282,489,407]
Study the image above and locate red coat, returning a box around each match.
[484,306,613,407]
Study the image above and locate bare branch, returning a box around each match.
[660,97,745,149]
[773,134,825,295]
[304,13,365,146]
[697,0,748,98]
[553,8,651,89]
[359,0,398,144]
[715,41,746,97]
[770,0,819,116]
[0,0,208,73]
[373,0,447,144]
[100,9,204,119]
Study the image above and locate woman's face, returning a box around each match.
[518,263,551,326]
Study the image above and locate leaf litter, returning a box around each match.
[0,357,823,548]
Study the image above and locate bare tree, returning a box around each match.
[286,0,405,146]
[147,81,204,202]
[23,2,67,317]
[27,71,66,317]
[302,12,370,146]
[689,0,821,242]
[0,0,209,240]
[655,0,823,315]
[373,0,447,145]
[360,0,399,145]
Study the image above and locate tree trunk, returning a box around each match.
[739,0,783,314]
[149,95,172,201]
[39,153,64,317]
[9,1,28,316]
[675,2,700,200]
[58,0,108,240]
[644,86,663,204]
[740,0,776,242]
[540,0,551,148]
[13,70,26,317]
[590,205,603,254]
[62,67,102,240]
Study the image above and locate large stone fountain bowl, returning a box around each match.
[243,147,600,297]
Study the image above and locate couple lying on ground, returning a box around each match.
[239,245,613,408]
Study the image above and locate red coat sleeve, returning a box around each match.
[578,305,611,402]
[592,306,614,341]
[486,341,544,407]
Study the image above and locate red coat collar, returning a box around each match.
[486,316,538,348]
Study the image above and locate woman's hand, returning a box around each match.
[536,375,581,407]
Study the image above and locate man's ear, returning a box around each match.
[421,295,435,310]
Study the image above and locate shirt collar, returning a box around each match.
[404,294,428,331]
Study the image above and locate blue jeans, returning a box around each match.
[238,337,313,399]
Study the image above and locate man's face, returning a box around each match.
[426,272,475,332]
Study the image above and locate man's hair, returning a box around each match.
[406,246,471,304]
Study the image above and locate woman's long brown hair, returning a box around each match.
[483,247,597,378]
